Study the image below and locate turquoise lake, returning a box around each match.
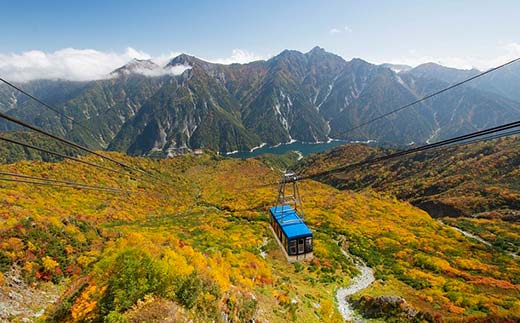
[227,140,352,159]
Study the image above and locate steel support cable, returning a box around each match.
[0,133,182,190]
[205,128,520,196]
[0,171,126,193]
[0,77,165,178]
[0,77,96,137]
[0,135,127,175]
[242,122,520,190]
[446,129,520,147]
[300,120,520,180]
[0,110,144,172]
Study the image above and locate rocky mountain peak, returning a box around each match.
[110,59,160,76]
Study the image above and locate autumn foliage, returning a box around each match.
[0,151,518,321]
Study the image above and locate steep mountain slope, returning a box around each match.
[407,63,480,84]
[399,73,520,141]
[108,62,261,155]
[1,48,519,156]
[405,61,520,103]
[320,61,436,143]
[0,74,165,149]
[0,153,518,321]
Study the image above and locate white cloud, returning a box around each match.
[330,25,353,35]
[380,43,520,70]
[152,51,182,66]
[208,49,267,65]
[0,47,153,82]
[0,47,267,82]
[127,64,192,78]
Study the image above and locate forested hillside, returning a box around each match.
[2,47,519,156]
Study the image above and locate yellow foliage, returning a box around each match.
[71,284,106,321]
[319,299,343,323]
[0,152,518,322]
[7,237,24,251]
[24,261,35,274]
[27,241,37,252]
[42,256,59,272]
[65,244,74,255]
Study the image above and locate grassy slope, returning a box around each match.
[0,152,518,321]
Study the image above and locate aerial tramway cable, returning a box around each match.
[0,171,126,193]
[0,77,98,138]
[0,135,127,174]
[450,128,520,147]
[298,120,520,180]
[241,122,520,191]
[0,78,182,186]
[0,109,138,170]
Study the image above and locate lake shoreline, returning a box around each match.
[226,139,377,159]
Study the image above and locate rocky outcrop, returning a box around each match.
[351,295,434,321]
[0,265,59,322]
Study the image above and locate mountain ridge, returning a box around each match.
[1,47,519,157]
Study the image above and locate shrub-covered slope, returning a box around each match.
[298,136,520,218]
[0,153,518,321]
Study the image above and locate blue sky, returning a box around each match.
[1,0,519,81]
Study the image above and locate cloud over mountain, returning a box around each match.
[0,48,266,82]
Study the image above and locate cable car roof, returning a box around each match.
[270,205,312,239]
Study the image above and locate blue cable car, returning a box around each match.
[269,172,313,262]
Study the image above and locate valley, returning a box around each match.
[2,1,520,322]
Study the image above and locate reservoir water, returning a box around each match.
[227,140,353,159]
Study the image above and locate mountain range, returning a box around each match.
[1,47,519,156]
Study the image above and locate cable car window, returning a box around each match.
[305,237,312,252]
[298,238,304,254]
[289,240,297,255]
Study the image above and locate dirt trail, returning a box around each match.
[336,249,375,322]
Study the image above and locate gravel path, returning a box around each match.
[336,249,375,322]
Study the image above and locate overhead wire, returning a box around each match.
[0,77,97,137]
[299,120,520,180]
[0,109,139,170]
[446,128,520,147]
[0,171,126,193]
[0,78,181,188]
[245,121,520,189]
[0,134,128,175]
